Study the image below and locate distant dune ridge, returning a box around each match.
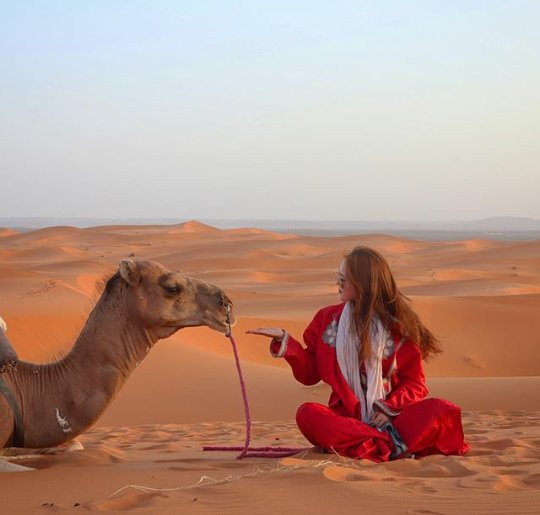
[2,216,540,238]
[0,221,539,513]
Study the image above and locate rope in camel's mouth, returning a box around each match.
[203,303,306,459]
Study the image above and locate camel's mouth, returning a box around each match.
[162,314,235,334]
[211,321,231,334]
[206,314,236,334]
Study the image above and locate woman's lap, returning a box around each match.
[295,398,468,460]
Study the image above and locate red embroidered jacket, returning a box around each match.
[272,303,428,421]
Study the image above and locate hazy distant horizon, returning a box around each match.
[2,215,539,241]
[2,214,539,224]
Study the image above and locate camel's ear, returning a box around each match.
[119,259,141,286]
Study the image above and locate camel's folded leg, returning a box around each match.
[35,438,85,455]
[2,438,85,456]
[0,316,18,372]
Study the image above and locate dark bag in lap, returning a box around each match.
[380,420,409,459]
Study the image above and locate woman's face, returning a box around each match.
[337,259,357,302]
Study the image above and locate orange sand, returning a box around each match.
[0,221,539,513]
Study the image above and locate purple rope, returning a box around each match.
[202,331,306,459]
[203,446,305,452]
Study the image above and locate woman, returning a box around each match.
[247,246,469,462]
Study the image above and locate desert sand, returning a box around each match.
[0,221,539,513]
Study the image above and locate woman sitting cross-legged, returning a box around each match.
[247,246,469,462]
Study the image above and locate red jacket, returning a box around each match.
[273,303,429,421]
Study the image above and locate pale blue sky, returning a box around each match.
[1,1,538,221]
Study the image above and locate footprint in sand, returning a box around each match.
[493,475,527,492]
[524,473,540,487]
[93,490,166,511]
[462,355,484,370]
[322,465,371,482]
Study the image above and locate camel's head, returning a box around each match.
[116,259,235,339]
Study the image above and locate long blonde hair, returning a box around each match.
[344,246,441,360]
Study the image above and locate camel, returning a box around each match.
[0,259,234,450]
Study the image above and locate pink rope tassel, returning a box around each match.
[202,332,306,459]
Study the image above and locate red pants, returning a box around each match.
[296,398,469,462]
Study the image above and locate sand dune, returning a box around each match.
[0,228,18,238]
[0,223,538,512]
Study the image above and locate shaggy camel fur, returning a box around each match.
[0,259,234,450]
[0,316,17,372]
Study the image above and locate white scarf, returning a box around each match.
[336,301,388,423]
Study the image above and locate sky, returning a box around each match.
[0,1,539,222]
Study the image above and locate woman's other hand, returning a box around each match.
[246,327,285,341]
[372,410,391,429]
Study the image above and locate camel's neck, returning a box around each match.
[71,283,155,379]
[10,281,156,448]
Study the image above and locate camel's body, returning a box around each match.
[0,259,233,449]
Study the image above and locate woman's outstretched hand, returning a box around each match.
[246,327,285,341]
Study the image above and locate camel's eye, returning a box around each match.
[163,284,183,295]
